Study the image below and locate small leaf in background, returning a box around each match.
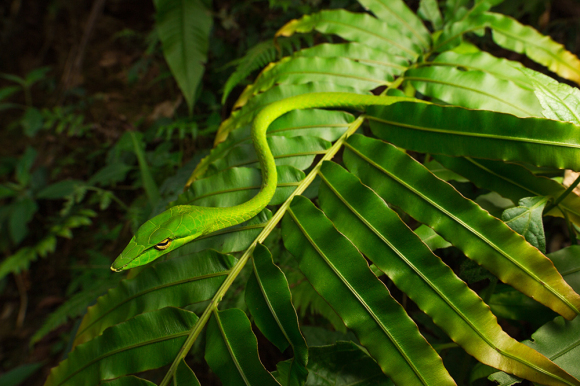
[87,163,132,186]
[154,0,213,114]
[418,0,443,29]
[489,316,580,385]
[0,362,43,386]
[413,224,451,250]
[15,147,37,186]
[501,196,548,253]
[519,67,580,124]
[9,198,38,245]
[37,180,83,199]
[205,308,280,386]
[21,107,44,137]
[306,341,393,386]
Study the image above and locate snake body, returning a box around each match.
[111,92,407,271]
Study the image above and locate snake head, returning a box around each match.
[110,206,204,272]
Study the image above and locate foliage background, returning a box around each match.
[1,0,580,384]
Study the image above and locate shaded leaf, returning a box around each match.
[318,160,578,385]
[490,316,580,385]
[46,307,198,386]
[343,134,580,319]
[414,225,452,250]
[433,156,580,227]
[205,308,280,386]
[100,376,156,386]
[0,362,43,386]
[367,102,580,172]
[73,250,235,347]
[305,341,392,386]
[246,243,308,386]
[154,0,212,113]
[282,195,455,386]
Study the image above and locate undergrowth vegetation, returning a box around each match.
[2,0,580,385]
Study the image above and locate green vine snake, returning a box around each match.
[111,92,413,272]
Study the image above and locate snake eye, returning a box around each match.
[154,238,172,250]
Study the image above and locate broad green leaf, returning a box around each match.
[216,83,362,145]
[275,9,421,60]
[246,244,308,386]
[414,225,452,250]
[317,160,579,385]
[430,50,533,91]
[367,102,580,172]
[154,0,212,113]
[46,307,198,386]
[519,67,580,124]
[357,0,431,49]
[178,165,304,207]
[192,109,352,183]
[490,316,580,385]
[486,12,580,85]
[343,134,580,319]
[236,56,393,108]
[502,196,548,253]
[100,376,156,386]
[404,66,541,116]
[282,195,455,386]
[293,42,409,72]
[211,136,331,173]
[418,0,443,29]
[205,308,280,386]
[304,341,392,385]
[433,156,580,226]
[166,209,272,255]
[73,250,235,347]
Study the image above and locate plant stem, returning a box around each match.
[159,115,365,386]
[544,173,580,214]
